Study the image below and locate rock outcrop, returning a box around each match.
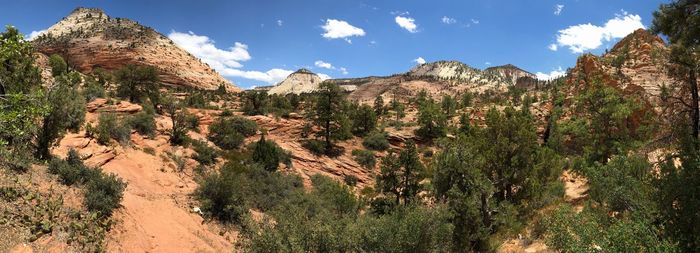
[32,7,239,91]
[267,69,323,95]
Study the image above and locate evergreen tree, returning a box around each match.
[563,75,653,164]
[458,112,471,134]
[376,140,425,206]
[415,99,447,140]
[161,94,188,145]
[307,82,351,153]
[36,66,86,159]
[242,90,269,115]
[441,94,456,117]
[460,91,473,108]
[373,95,385,117]
[0,27,46,170]
[48,54,68,77]
[250,134,291,172]
[391,97,405,126]
[115,64,160,104]
[351,104,377,136]
[652,0,700,139]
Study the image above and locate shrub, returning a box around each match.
[220,109,233,117]
[352,149,376,169]
[195,163,247,223]
[128,112,156,137]
[192,140,217,166]
[302,139,326,155]
[48,149,97,186]
[84,172,126,217]
[96,113,131,145]
[184,113,200,132]
[207,116,258,150]
[250,135,291,172]
[344,174,359,187]
[48,149,125,217]
[362,131,390,151]
[82,77,105,102]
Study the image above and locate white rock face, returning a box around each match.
[268,69,324,95]
[408,61,511,87]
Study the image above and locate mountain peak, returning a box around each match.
[33,8,239,91]
[293,68,315,75]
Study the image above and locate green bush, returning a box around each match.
[96,113,131,145]
[48,149,125,217]
[344,174,359,187]
[48,149,98,186]
[82,77,105,102]
[184,113,200,132]
[128,112,156,137]
[250,135,291,172]
[302,139,326,155]
[207,116,258,150]
[352,149,376,169]
[195,163,247,223]
[192,140,217,166]
[362,131,390,151]
[85,171,126,217]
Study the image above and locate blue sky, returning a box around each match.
[1,0,667,89]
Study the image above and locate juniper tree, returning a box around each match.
[36,66,86,159]
[115,64,159,104]
[307,82,351,153]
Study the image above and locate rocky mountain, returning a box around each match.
[32,7,239,91]
[267,69,323,95]
[564,29,676,101]
[408,60,512,86]
[266,68,356,95]
[485,64,538,87]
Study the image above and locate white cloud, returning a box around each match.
[485,62,492,66]
[168,31,250,69]
[317,73,332,80]
[536,67,566,80]
[441,16,457,24]
[471,19,480,24]
[169,30,292,85]
[314,60,334,69]
[26,29,47,40]
[395,16,418,33]
[413,57,426,64]
[277,20,283,26]
[554,4,565,15]
[220,68,293,84]
[554,11,644,53]
[339,67,348,75]
[548,44,558,51]
[321,19,365,43]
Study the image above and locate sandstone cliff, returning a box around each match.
[32,7,240,91]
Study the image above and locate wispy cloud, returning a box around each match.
[315,60,334,69]
[554,4,565,16]
[441,16,457,24]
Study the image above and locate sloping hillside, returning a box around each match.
[32,7,239,91]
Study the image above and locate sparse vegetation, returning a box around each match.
[207,116,258,150]
[96,113,131,145]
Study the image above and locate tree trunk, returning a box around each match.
[691,69,699,140]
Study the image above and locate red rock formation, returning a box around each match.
[32,8,240,92]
